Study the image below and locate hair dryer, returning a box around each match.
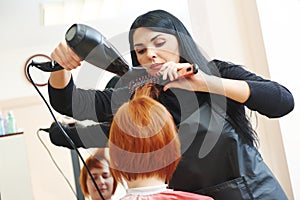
[29,24,130,76]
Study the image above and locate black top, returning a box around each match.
[48,59,294,199]
[49,59,294,120]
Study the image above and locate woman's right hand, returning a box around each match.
[50,40,83,70]
[49,40,83,89]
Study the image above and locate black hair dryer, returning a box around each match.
[29,24,130,76]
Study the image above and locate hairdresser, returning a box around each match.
[48,10,294,200]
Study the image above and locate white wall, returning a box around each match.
[0,96,76,200]
[256,1,300,199]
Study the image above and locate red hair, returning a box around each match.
[109,88,181,184]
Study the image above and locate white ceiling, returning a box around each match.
[0,0,192,52]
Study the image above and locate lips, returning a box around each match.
[100,188,107,193]
[150,63,163,70]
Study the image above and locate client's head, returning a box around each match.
[108,88,181,185]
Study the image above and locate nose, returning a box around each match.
[97,176,105,185]
[146,47,157,59]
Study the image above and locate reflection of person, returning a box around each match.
[79,148,117,200]
[109,88,213,200]
[48,9,294,199]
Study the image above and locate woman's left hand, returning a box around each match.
[163,70,208,91]
[157,61,191,81]
[158,62,209,92]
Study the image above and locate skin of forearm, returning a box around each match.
[202,75,251,103]
[49,70,72,89]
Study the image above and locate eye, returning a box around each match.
[155,40,166,47]
[135,48,146,55]
[93,175,98,179]
[88,174,98,180]
[102,172,111,179]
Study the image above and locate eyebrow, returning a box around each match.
[134,34,163,47]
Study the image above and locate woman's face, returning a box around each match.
[133,27,180,75]
[86,160,114,200]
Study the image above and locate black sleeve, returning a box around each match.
[48,76,131,122]
[48,77,75,117]
[48,122,110,149]
[212,60,294,118]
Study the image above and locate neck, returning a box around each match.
[127,176,165,188]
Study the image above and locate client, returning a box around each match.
[108,84,213,200]
[79,148,118,200]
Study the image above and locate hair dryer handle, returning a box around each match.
[28,60,64,72]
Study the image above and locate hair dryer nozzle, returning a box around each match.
[65,24,100,60]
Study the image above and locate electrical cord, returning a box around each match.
[27,62,105,200]
[37,129,79,200]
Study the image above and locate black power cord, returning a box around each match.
[27,61,105,200]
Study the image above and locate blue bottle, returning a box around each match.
[7,111,17,134]
[0,112,5,136]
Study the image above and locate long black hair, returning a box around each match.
[129,9,211,74]
[128,9,258,146]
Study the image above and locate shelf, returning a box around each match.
[0,132,23,138]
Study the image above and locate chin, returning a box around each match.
[148,70,158,76]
